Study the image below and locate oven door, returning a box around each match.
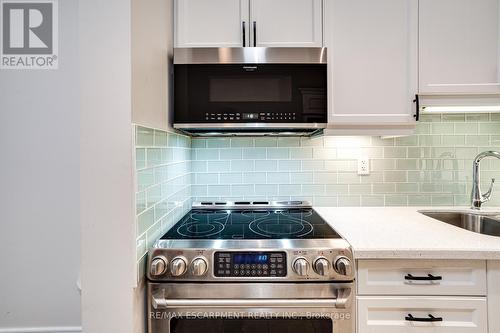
[148,283,354,333]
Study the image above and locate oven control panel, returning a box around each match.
[146,246,354,282]
[214,252,287,277]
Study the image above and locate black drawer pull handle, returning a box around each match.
[405,273,442,281]
[405,314,443,322]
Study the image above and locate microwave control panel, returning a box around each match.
[205,112,296,122]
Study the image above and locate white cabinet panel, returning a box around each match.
[175,0,249,47]
[132,0,173,131]
[419,0,500,94]
[357,260,487,296]
[358,296,487,333]
[175,0,322,48]
[325,0,417,127]
[250,0,323,47]
[487,261,500,333]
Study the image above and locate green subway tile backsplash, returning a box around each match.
[135,114,500,279]
[135,126,192,281]
[191,113,500,207]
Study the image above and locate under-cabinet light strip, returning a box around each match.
[421,106,500,113]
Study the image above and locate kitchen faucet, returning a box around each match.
[471,151,500,209]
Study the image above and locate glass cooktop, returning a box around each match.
[161,208,341,240]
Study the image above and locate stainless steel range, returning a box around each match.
[147,201,355,333]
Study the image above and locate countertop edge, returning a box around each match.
[352,249,500,260]
[314,206,500,261]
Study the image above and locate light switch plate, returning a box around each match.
[357,157,370,175]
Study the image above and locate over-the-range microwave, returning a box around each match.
[173,47,327,137]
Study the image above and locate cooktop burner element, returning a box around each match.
[247,210,314,238]
[175,211,227,238]
[161,208,340,240]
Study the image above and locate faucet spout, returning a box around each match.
[471,151,500,209]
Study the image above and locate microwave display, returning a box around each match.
[242,113,259,120]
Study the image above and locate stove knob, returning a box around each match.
[191,257,208,276]
[334,257,352,276]
[313,258,330,276]
[150,256,168,276]
[170,257,187,276]
[293,258,309,276]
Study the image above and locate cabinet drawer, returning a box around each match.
[357,260,486,296]
[358,296,487,333]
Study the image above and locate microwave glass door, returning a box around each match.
[174,64,327,124]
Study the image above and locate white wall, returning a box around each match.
[1,0,169,331]
[0,0,81,331]
[80,0,136,333]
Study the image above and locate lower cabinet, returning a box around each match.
[357,260,486,296]
[358,296,487,333]
[356,260,488,333]
[487,261,500,333]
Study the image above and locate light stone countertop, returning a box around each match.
[315,206,500,260]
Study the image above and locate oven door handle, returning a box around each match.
[152,288,351,310]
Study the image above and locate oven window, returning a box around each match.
[209,76,292,102]
[170,318,332,333]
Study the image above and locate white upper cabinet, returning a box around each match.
[175,0,250,48]
[250,0,323,47]
[132,0,173,131]
[419,0,500,94]
[324,0,418,130]
[174,0,322,48]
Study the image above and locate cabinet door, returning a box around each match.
[250,0,323,47]
[358,296,487,333]
[487,261,500,333]
[357,260,487,296]
[132,0,173,131]
[174,0,249,47]
[419,0,500,94]
[325,0,418,128]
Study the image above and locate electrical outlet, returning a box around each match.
[358,157,370,175]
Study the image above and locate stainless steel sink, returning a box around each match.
[419,211,500,237]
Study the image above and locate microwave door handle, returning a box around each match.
[242,21,246,47]
[253,21,257,47]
